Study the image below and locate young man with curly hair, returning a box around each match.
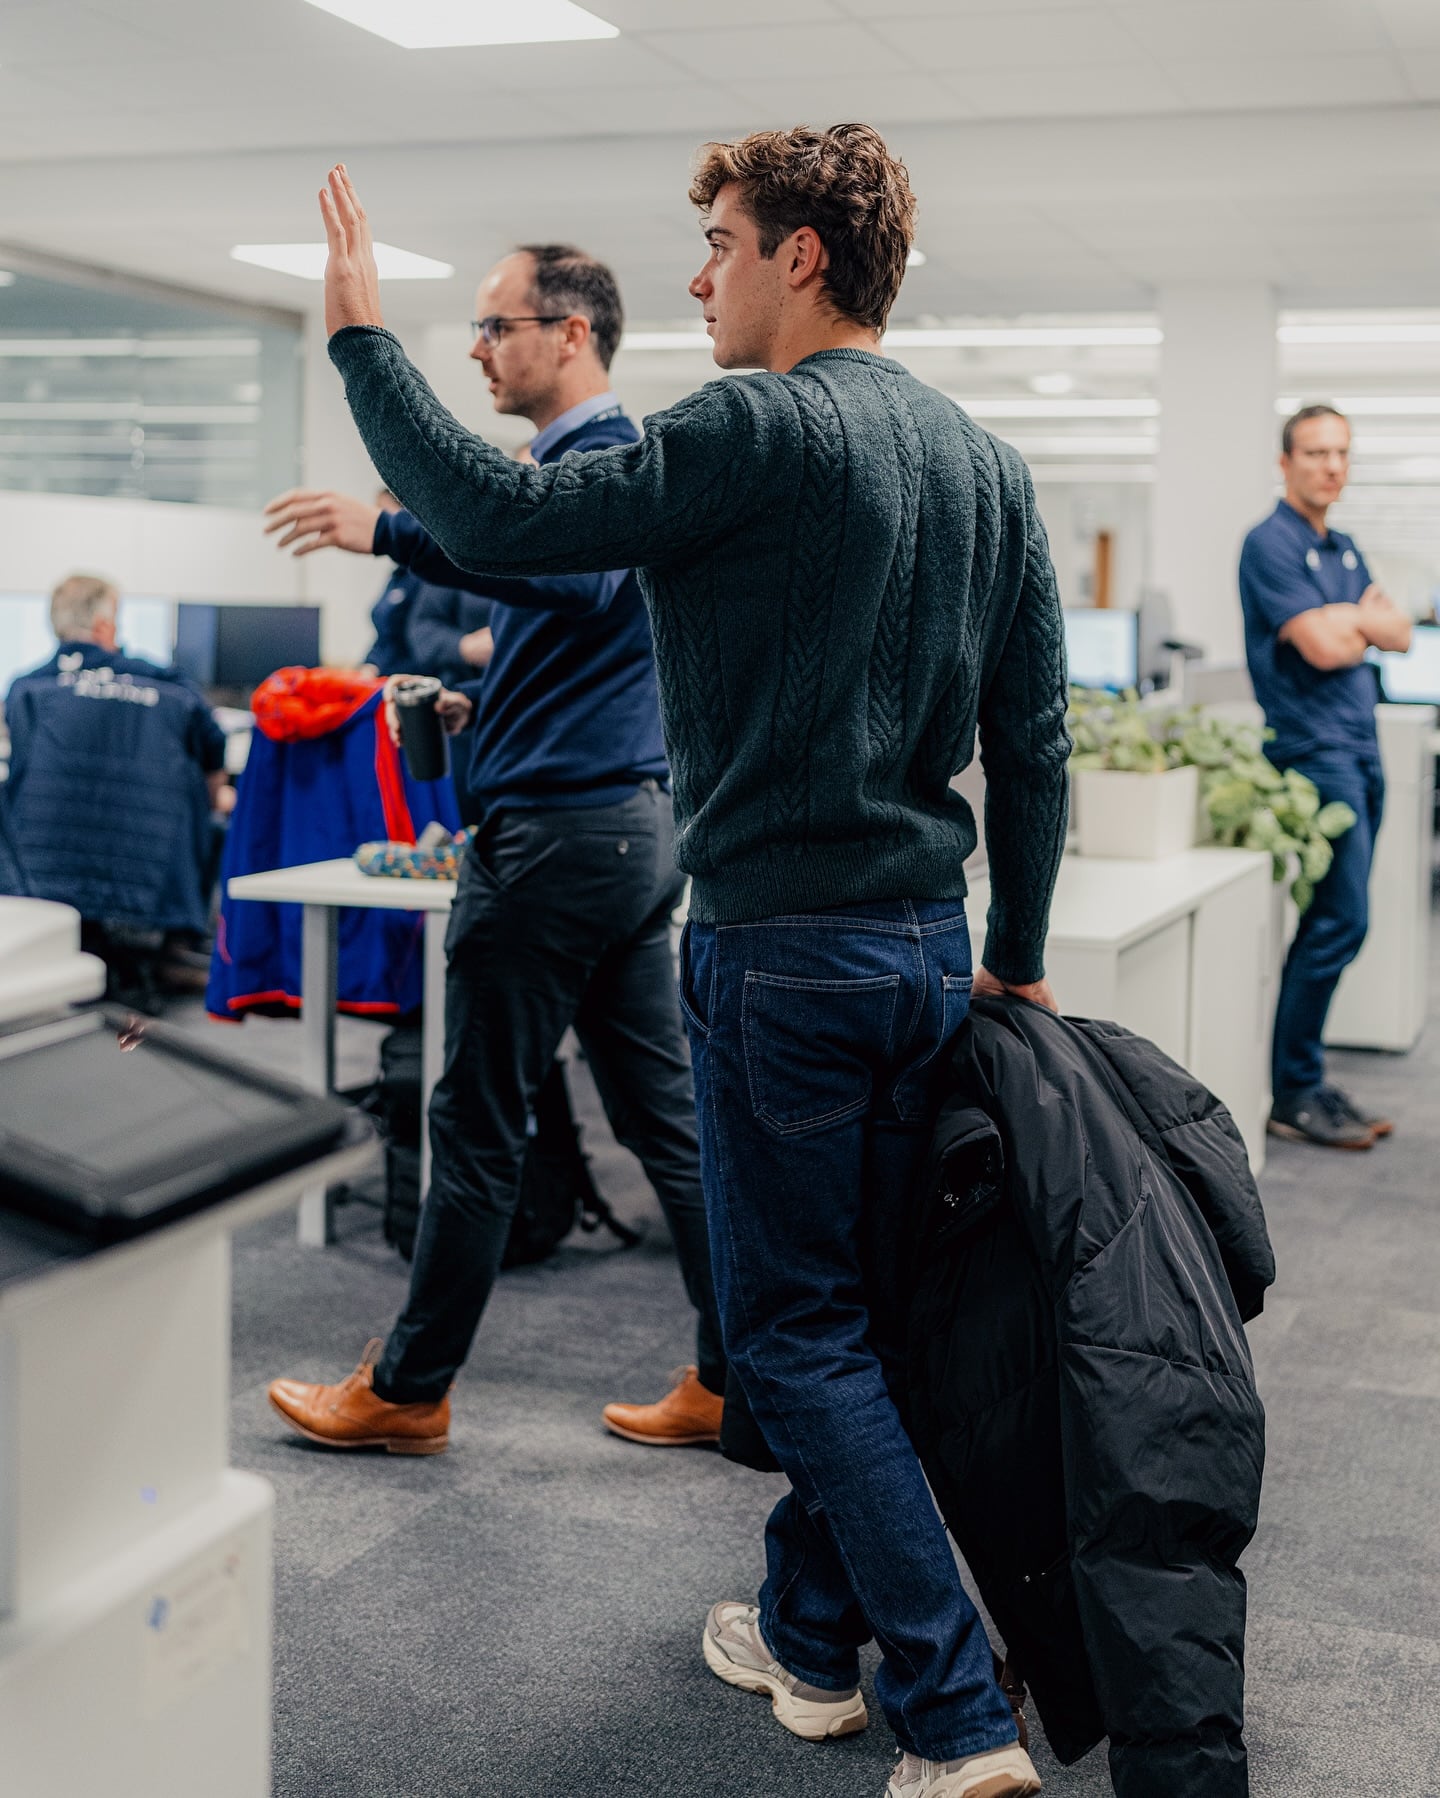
[315,124,1067,1798]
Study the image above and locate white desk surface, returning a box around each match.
[228,857,458,913]
[969,846,1271,952]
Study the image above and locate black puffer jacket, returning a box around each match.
[908,998,1275,1798]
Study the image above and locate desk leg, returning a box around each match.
[297,903,339,1247]
[420,910,448,1200]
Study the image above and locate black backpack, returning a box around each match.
[367,1027,638,1268]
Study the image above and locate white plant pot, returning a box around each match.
[1073,763,1200,860]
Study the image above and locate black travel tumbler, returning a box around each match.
[392,676,447,782]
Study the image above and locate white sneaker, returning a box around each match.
[702,1601,868,1740]
[885,1745,1042,1797]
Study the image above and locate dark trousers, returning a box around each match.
[682,902,1015,1762]
[374,784,724,1404]
[1272,751,1385,1098]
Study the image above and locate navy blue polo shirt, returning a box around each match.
[1239,499,1381,765]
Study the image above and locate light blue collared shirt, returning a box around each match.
[528,390,623,463]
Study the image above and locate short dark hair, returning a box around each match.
[688,123,917,333]
[515,243,624,370]
[1282,403,1348,456]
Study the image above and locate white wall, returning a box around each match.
[0,487,301,602]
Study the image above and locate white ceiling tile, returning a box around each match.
[724,73,974,125]
[0,1,175,63]
[1169,54,1409,108]
[601,0,844,24]
[651,23,910,80]
[1357,0,1440,50]
[948,63,1184,117]
[530,82,758,136]
[1112,0,1392,60]
[429,35,694,91]
[834,0,1103,13]
[1399,52,1440,97]
[866,8,1147,71]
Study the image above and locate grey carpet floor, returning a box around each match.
[195,898,1440,1798]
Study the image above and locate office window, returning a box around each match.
[0,266,301,509]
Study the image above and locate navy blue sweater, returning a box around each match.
[370,408,667,819]
[406,584,494,691]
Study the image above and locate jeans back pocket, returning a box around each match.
[741,971,902,1138]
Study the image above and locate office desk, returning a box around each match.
[226,859,457,1244]
[968,846,1275,1170]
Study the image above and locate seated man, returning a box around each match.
[2,574,227,976]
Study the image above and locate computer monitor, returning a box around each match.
[174,603,321,690]
[1369,629,1440,706]
[1064,608,1140,691]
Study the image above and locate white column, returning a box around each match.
[298,312,382,666]
[1152,284,1277,667]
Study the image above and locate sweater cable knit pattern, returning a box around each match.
[329,330,1070,982]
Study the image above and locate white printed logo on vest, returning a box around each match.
[56,656,160,707]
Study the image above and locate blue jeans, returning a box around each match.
[1272,752,1385,1098]
[680,901,1016,1761]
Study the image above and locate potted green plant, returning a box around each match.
[1067,689,1200,860]
[1173,709,1356,910]
[1067,692,1356,907]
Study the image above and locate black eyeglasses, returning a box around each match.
[470,314,569,347]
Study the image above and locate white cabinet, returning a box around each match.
[0,1136,372,1798]
[970,847,1275,1170]
[1325,703,1436,1053]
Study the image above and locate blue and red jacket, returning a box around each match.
[206,667,460,1021]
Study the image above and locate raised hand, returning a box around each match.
[262,487,381,556]
[319,162,384,337]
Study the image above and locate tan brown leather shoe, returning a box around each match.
[268,1339,449,1455]
[602,1365,723,1446]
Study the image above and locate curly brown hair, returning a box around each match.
[689,123,917,333]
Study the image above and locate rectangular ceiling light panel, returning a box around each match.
[231,243,453,280]
[300,0,618,48]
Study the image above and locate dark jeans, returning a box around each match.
[374,785,724,1404]
[1272,752,1385,1098]
[681,901,1016,1762]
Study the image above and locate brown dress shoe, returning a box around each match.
[268,1339,449,1455]
[602,1365,724,1446]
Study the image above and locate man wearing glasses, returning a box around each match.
[262,244,727,1456]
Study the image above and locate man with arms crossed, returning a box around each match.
[316,128,1066,1798]
[1240,404,1412,1149]
[264,244,728,1454]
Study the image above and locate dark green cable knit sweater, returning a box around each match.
[330,328,1070,984]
